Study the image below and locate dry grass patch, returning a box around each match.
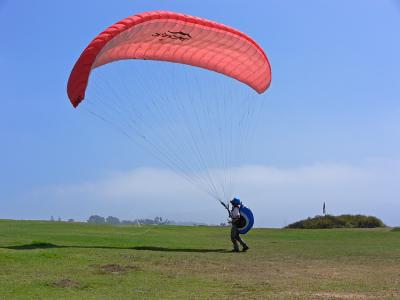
[50,278,81,288]
[97,263,139,274]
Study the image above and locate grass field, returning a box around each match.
[0,220,399,299]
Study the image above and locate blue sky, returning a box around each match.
[1,0,399,227]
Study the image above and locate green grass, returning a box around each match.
[0,220,399,299]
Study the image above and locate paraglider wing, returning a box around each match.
[238,206,254,234]
[67,10,271,107]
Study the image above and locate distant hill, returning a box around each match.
[286,214,385,229]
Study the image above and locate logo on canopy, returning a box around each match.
[152,31,192,41]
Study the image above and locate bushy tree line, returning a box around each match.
[286,214,385,229]
[87,215,172,225]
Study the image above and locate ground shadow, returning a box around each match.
[130,246,228,253]
[1,242,229,253]
[4,242,64,250]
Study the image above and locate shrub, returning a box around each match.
[286,214,385,229]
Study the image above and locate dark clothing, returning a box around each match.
[230,204,248,251]
[231,222,247,251]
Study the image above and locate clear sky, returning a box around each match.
[1,0,399,227]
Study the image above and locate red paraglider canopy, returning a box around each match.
[67,10,271,107]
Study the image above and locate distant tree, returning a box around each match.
[50,216,55,222]
[119,217,172,226]
[57,217,61,222]
[139,218,153,225]
[160,218,172,225]
[87,215,106,224]
[121,220,134,225]
[68,219,74,222]
[106,216,120,225]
